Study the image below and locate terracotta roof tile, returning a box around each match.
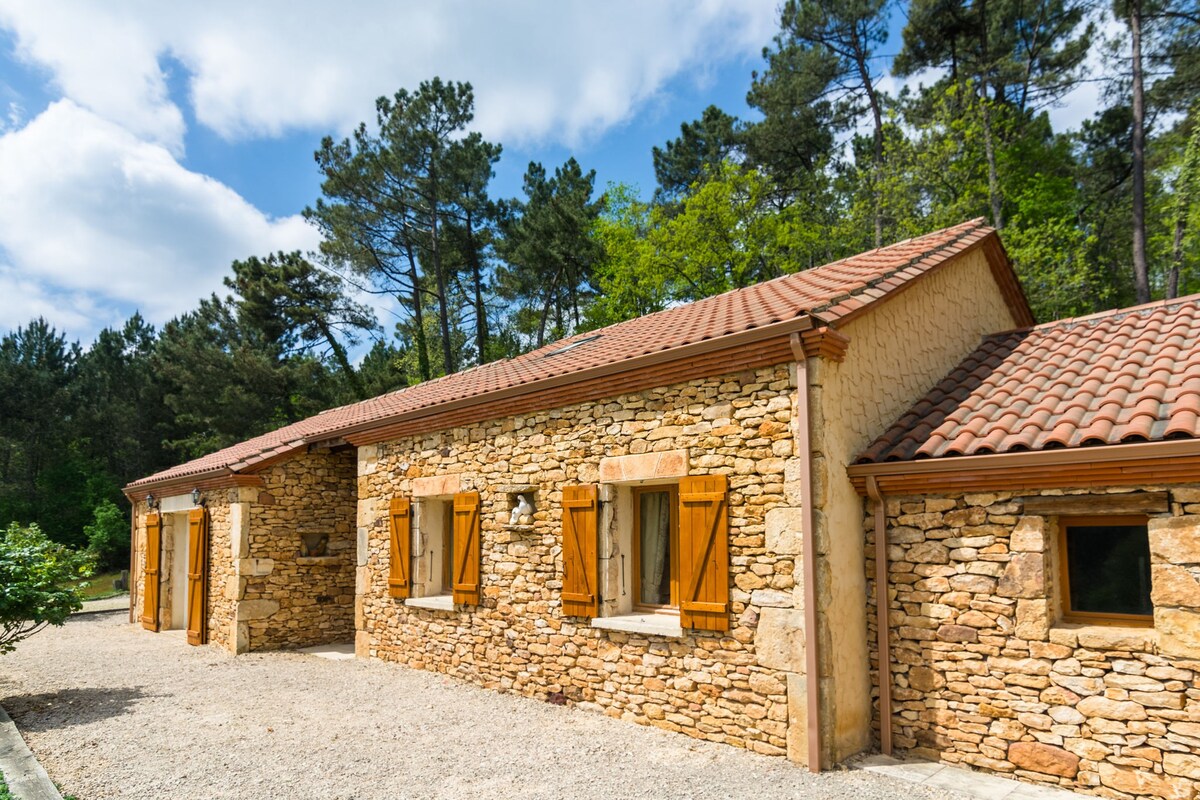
[857,294,1200,463]
[129,218,1017,491]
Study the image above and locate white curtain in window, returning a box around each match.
[640,492,671,604]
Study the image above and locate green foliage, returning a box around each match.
[84,500,129,573]
[0,522,93,654]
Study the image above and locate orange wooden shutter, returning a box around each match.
[678,475,730,632]
[561,485,599,617]
[141,513,162,631]
[452,491,481,605]
[185,508,209,646]
[388,497,412,599]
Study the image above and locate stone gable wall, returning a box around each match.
[355,364,805,756]
[866,485,1200,799]
[243,449,357,650]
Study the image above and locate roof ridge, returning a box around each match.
[981,292,1200,342]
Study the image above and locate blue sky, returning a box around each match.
[0,2,1100,345]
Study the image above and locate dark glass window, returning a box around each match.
[1063,522,1152,619]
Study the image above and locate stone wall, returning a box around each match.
[867,485,1200,799]
[242,449,357,650]
[356,364,805,756]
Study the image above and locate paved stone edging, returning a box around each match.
[74,595,130,616]
[853,754,1089,800]
[0,704,62,800]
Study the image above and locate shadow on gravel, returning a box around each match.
[3,686,148,731]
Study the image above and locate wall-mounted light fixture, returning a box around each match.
[191,488,202,507]
[145,493,156,510]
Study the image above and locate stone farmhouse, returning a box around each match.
[125,217,1200,799]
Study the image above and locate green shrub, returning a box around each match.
[0,522,93,654]
[84,500,129,572]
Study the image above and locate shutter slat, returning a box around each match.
[185,508,209,646]
[141,513,161,631]
[452,491,481,605]
[561,485,599,617]
[388,497,412,599]
[678,475,730,632]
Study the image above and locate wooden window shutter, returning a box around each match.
[388,497,412,599]
[452,491,481,605]
[678,474,730,632]
[185,508,210,646]
[141,512,162,631]
[561,485,599,617]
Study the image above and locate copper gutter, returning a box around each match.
[865,476,892,755]
[790,333,822,772]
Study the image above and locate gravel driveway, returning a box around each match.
[0,612,973,800]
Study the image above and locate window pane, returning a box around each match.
[1065,524,1152,617]
[639,491,672,606]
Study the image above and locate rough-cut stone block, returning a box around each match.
[786,673,809,766]
[751,589,793,608]
[765,507,803,555]
[236,599,280,621]
[1153,564,1200,607]
[1157,608,1200,659]
[908,666,945,692]
[1077,695,1148,720]
[1015,599,1050,640]
[412,473,461,497]
[598,449,689,483]
[1010,517,1047,552]
[1099,762,1195,800]
[755,607,805,671]
[229,502,249,559]
[908,542,949,564]
[1166,753,1200,780]
[1007,741,1080,778]
[937,624,978,643]
[997,553,1044,598]
[238,558,274,577]
[1150,516,1200,564]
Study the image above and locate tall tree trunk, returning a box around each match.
[316,319,365,398]
[464,210,490,363]
[979,86,1004,230]
[1131,0,1151,303]
[404,242,431,382]
[1170,216,1185,299]
[428,180,456,375]
[854,36,885,247]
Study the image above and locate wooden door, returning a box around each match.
[141,513,161,631]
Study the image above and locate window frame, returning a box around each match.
[1057,514,1153,627]
[439,500,454,595]
[631,484,680,614]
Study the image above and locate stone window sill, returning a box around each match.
[1051,621,1155,651]
[591,613,683,638]
[296,556,341,566]
[405,595,455,612]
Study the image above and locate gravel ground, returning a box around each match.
[0,612,974,800]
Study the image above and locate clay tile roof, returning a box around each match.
[129,218,1019,491]
[856,294,1200,464]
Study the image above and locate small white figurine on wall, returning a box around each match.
[510,494,534,525]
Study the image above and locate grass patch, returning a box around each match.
[70,569,127,601]
[0,769,12,800]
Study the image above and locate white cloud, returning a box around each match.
[0,100,318,339]
[0,1,778,149]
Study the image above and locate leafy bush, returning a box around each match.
[0,522,94,654]
[84,500,129,571]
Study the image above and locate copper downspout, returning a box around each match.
[790,333,822,772]
[128,501,137,624]
[866,476,892,755]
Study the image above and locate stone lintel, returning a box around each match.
[598,449,689,484]
[412,474,461,497]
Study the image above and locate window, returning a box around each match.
[415,497,453,597]
[1058,516,1152,625]
[632,485,678,611]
